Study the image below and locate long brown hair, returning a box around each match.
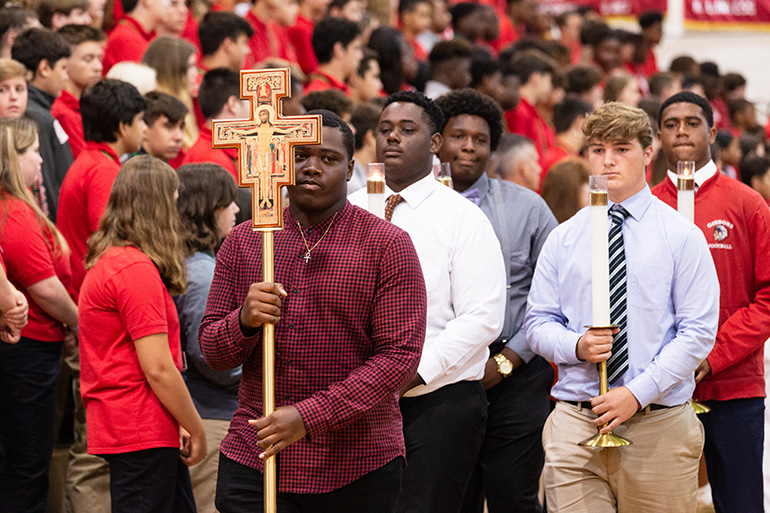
[176,163,237,258]
[541,158,591,224]
[85,155,186,294]
[0,117,68,254]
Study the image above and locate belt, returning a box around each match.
[562,400,672,414]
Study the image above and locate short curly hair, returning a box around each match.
[384,90,444,135]
[659,91,714,128]
[434,89,504,151]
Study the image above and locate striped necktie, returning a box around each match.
[607,205,630,385]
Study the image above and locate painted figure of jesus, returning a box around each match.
[229,106,303,210]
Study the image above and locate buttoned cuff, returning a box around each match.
[557,331,583,366]
[235,306,261,339]
[625,373,658,409]
[294,396,331,440]
[415,344,442,386]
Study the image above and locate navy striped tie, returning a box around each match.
[607,205,630,385]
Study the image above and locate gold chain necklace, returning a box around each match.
[297,211,339,263]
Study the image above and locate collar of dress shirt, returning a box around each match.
[387,171,438,209]
[666,159,718,189]
[465,173,491,200]
[609,184,654,222]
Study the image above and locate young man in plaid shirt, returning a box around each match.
[199,110,428,513]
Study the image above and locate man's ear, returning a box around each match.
[36,58,52,79]
[116,119,127,140]
[224,95,240,116]
[430,132,442,154]
[346,159,355,181]
[331,41,345,61]
[51,13,65,29]
[222,36,235,53]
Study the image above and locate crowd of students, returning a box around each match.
[0,0,770,512]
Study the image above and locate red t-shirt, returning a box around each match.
[182,126,238,180]
[102,17,155,75]
[56,142,122,297]
[52,90,85,159]
[287,14,318,77]
[304,70,350,95]
[181,10,200,54]
[640,48,658,78]
[0,193,71,341]
[79,246,182,454]
[244,11,297,68]
[505,97,555,164]
[540,143,578,188]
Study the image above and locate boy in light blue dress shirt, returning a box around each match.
[525,102,720,512]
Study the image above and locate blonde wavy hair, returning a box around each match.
[0,117,68,255]
[85,155,186,295]
[583,101,653,149]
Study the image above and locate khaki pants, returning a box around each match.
[542,401,703,513]
[65,347,111,513]
[188,418,230,513]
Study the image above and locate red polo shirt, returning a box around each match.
[51,90,85,158]
[244,11,297,68]
[287,14,318,76]
[304,70,350,95]
[505,97,554,164]
[103,17,155,74]
[56,142,122,296]
[640,48,658,78]
[540,141,578,184]
[182,126,239,180]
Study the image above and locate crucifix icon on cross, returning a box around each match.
[212,68,321,229]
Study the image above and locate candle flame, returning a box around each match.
[367,163,385,182]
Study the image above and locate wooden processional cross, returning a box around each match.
[212,68,321,513]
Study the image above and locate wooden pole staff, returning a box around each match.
[212,68,321,512]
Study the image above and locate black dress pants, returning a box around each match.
[397,380,488,513]
[216,454,403,513]
[460,356,554,513]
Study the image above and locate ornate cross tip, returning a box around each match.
[212,67,321,231]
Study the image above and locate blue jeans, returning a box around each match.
[0,337,62,513]
[701,397,765,513]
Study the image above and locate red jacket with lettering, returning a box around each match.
[651,170,770,401]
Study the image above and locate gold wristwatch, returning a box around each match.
[493,353,514,378]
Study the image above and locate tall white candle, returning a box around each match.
[590,175,610,326]
[367,163,385,219]
[677,161,695,224]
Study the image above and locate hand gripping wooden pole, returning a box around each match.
[212,68,321,512]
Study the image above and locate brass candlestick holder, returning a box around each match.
[692,400,710,414]
[578,325,633,448]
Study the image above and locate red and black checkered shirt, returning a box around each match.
[199,202,427,493]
